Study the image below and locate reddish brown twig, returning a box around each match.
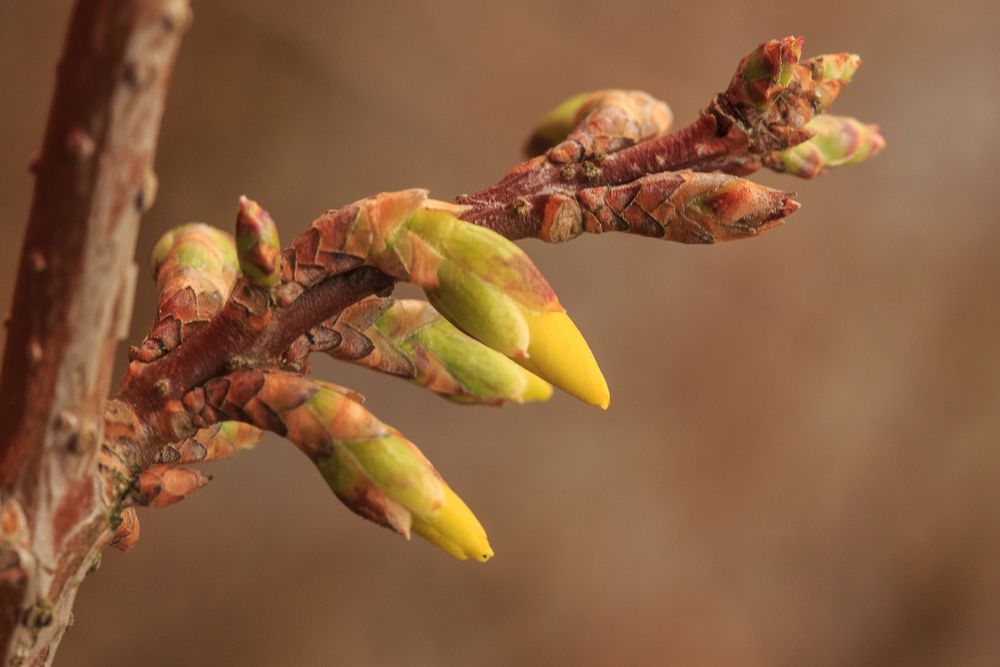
[456,37,851,241]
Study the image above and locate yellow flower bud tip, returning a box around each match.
[520,371,555,404]
[519,310,610,409]
[411,483,493,562]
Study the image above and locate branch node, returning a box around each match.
[135,170,158,213]
[64,128,94,162]
[26,340,43,366]
[28,251,47,273]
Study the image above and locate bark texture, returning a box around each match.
[0,1,189,664]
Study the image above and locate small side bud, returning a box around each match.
[134,465,211,508]
[236,196,283,288]
[765,115,885,178]
[524,91,592,156]
[110,507,141,552]
[729,36,804,111]
[804,53,862,110]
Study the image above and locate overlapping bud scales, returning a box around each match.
[577,171,799,243]
[323,297,553,405]
[133,464,211,508]
[803,53,861,111]
[135,223,240,362]
[183,370,492,561]
[719,38,864,157]
[236,196,283,288]
[526,89,674,161]
[157,421,263,464]
[729,36,804,112]
[765,115,885,179]
[305,189,609,408]
[405,208,610,409]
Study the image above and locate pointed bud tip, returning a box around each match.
[520,373,555,404]
[869,125,886,153]
[411,483,493,562]
[520,310,610,409]
[782,197,801,217]
[235,196,282,287]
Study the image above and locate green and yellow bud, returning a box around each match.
[525,91,592,154]
[411,483,492,561]
[235,196,283,288]
[767,115,885,178]
[325,190,609,407]
[362,299,553,404]
[804,53,862,111]
[149,222,239,289]
[404,208,610,409]
[301,383,492,561]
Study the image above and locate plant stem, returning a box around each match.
[0,2,189,663]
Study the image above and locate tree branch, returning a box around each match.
[0,1,189,663]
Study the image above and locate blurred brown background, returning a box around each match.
[2,0,999,665]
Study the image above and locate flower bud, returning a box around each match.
[235,196,283,288]
[405,209,610,408]
[355,299,553,404]
[767,115,885,179]
[303,383,493,561]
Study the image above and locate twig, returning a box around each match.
[0,1,189,663]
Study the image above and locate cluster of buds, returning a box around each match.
[114,36,882,562]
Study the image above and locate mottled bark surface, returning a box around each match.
[0,2,189,664]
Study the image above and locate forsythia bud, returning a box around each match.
[804,53,862,111]
[236,196,283,287]
[405,209,611,409]
[302,381,493,561]
[149,222,240,298]
[766,115,885,178]
[326,190,610,408]
[730,36,804,111]
[350,298,553,404]
[525,91,592,154]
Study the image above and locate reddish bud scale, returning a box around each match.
[575,171,798,243]
[134,465,211,508]
[109,507,141,552]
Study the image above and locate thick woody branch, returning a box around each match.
[0,1,189,663]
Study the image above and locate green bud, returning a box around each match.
[768,115,885,178]
[149,222,239,279]
[370,300,552,404]
[404,209,609,408]
[804,53,862,111]
[302,383,493,561]
[525,91,592,153]
[732,37,804,111]
[235,196,283,288]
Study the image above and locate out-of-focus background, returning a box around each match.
[2,1,999,665]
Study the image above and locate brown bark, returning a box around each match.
[0,1,190,664]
